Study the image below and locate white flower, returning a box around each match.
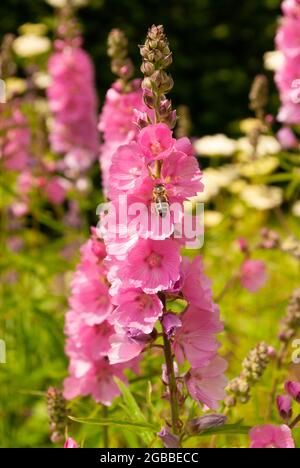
[292,201,300,217]
[45,0,89,7]
[264,51,284,72]
[194,134,237,157]
[237,136,281,159]
[241,185,283,210]
[13,35,51,57]
[33,72,51,89]
[204,211,224,228]
[240,156,279,177]
[190,165,239,203]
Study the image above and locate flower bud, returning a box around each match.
[143,88,156,109]
[157,427,179,448]
[285,381,300,403]
[64,437,79,448]
[185,414,227,435]
[277,395,293,420]
[162,313,182,339]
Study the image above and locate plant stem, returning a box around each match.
[290,413,300,430]
[268,342,289,418]
[102,406,109,448]
[162,331,180,435]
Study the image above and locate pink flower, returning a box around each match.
[64,438,78,448]
[285,381,300,403]
[276,17,300,58]
[68,238,112,326]
[240,259,267,293]
[186,356,228,410]
[173,305,223,368]
[64,358,127,406]
[282,0,300,17]
[160,151,203,202]
[47,43,99,174]
[180,257,214,308]
[249,424,295,448]
[119,239,181,294]
[138,123,175,161]
[110,288,163,334]
[277,127,298,149]
[44,177,67,205]
[108,328,149,364]
[0,106,31,172]
[109,142,146,197]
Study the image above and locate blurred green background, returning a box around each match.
[0,0,282,134]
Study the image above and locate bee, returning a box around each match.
[152,184,169,218]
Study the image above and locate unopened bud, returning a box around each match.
[157,427,179,448]
[185,414,227,435]
[285,381,300,404]
[277,395,293,420]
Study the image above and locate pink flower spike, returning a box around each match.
[285,381,300,403]
[64,438,78,448]
[249,424,295,448]
[240,259,267,293]
[138,123,175,161]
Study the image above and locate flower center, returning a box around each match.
[146,252,162,268]
[150,141,163,155]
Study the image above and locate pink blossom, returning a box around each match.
[277,127,298,149]
[186,356,228,410]
[119,239,181,294]
[180,257,214,308]
[240,259,267,293]
[282,0,300,17]
[138,123,175,161]
[108,328,149,364]
[0,106,31,172]
[173,305,223,368]
[64,358,127,406]
[162,313,182,339]
[110,288,163,334]
[44,177,67,205]
[249,424,295,448]
[160,151,203,202]
[64,438,78,448]
[47,43,99,174]
[276,17,300,58]
[109,142,146,197]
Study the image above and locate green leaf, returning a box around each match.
[115,378,156,445]
[199,423,251,437]
[69,416,157,432]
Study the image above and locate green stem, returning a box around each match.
[162,331,180,435]
[102,406,109,448]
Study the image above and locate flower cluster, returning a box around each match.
[47,37,99,177]
[275,0,300,124]
[63,231,136,406]
[98,29,147,195]
[0,102,31,172]
[99,25,227,414]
